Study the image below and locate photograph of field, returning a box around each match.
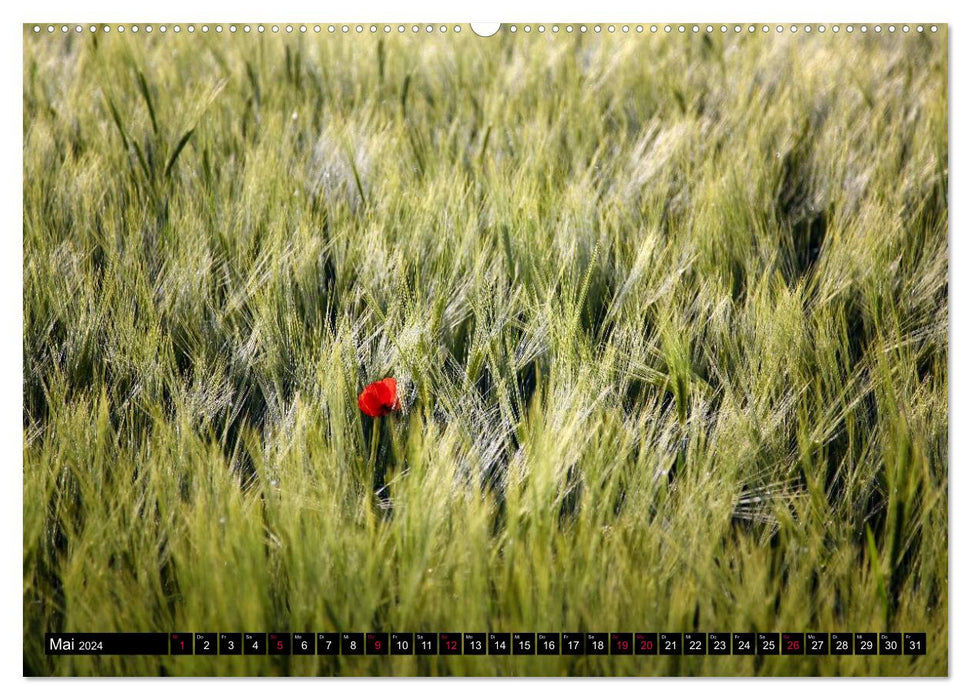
[23,24,948,676]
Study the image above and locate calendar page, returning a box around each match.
[21,18,948,678]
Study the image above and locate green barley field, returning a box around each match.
[22,25,948,676]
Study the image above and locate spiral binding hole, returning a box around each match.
[28,22,937,37]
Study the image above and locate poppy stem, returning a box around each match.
[368,416,381,482]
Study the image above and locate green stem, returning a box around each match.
[368,416,381,483]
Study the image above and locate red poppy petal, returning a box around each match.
[358,378,400,417]
[378,378,398,408]
[357,393,373,416]
[358,387,384,417]
[371,383,389,405]
[386,379,402,411]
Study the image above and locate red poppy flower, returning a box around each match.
[357,377,401,417]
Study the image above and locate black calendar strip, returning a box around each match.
[46,632,927,656]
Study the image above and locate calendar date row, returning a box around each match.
[47,632,927,656]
